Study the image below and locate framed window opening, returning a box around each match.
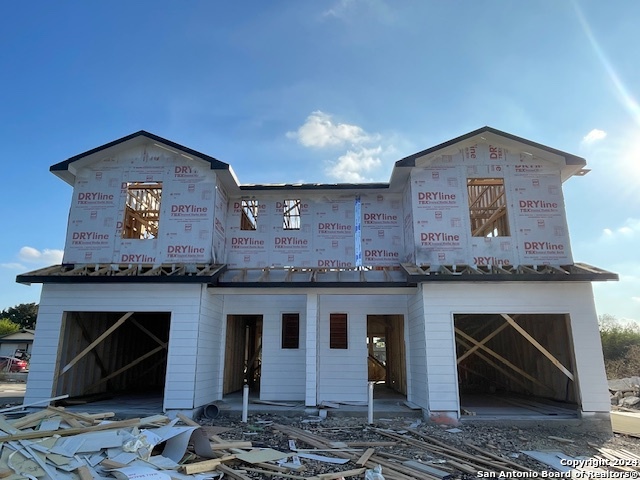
[241,199,259,230]
[467,178,509,237]
[282,199,301,230]
[330,313,348,349]
[281,313,300,349]
[122,181,162,239]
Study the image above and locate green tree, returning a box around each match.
[0,318,19,336]
[0,303,38,329]
[599,314,640,378]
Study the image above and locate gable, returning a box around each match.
[395,127,587,182]
[50,131,230,186]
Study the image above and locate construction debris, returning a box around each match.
[2,407,640,479]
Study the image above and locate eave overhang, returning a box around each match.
[16,264,227,285]
[17,262,617,287]
[400,262,618,282]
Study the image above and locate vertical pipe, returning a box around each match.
[368,381,374,424]
[242,383,249,423]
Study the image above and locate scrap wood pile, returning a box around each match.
[0,406,539,480]
[3,409,640,480]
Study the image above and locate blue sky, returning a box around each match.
[1,1,639,322]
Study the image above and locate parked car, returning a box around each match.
[0,356,28,372]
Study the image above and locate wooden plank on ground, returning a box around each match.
[317,468,366,479]
[611,411,640,437]
[216,464,253,480]
[356,448,375,466]
[181,455,236,474]
[0,418,140,442]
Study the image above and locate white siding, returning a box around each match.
[221,294,307,401]
[24,283,203,411]
[422,282,609,414]
[317,294,408,403]
[194,290,224,407]
[407,286,428,409]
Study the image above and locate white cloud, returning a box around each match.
[0,263,26,270]
[600,218,640,240]
[288,110,397,182]
[18,246,64,265]
[287,111,377,148]
[633,297,640,303]
[326,146,383,182]
[323,0,356,18]
[582,128,607,145]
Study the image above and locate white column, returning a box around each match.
[305,293,319,406]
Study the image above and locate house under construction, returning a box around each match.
[18,127,617,427]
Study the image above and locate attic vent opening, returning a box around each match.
[241,200,259,231]
[122,182,162,239]
[282,199,301,230]
[467,178,509,237]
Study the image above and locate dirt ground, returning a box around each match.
[198,412,640,479]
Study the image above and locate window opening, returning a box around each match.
[122,182,162,239]
[281,313,300,349]
[330,313,348,349]
[241,200,259,230]
[283,199,301,230]
[467,178,509,237]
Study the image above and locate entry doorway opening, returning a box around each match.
[54,311,170,405]
[366,315,406,396]
[223,315,263,395]
[454,313,579,418]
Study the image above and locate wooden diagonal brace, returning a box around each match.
[500,313,574,381]
[60,312,134,375]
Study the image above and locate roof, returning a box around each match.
[393,126,587,182]
[0,329,35,342]
[50,126,589,189]
[50,130,230,185]
[16,262,618,287]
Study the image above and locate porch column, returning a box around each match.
[305,293,318,406]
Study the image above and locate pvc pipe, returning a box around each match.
[242,384,249,423]
[203,403,219,420]
[368,381,374,424]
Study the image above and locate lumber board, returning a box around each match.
[87,344,165,390]
[356,447,375,466]
[211,441,252,450]
[216,464,253,480]
[500,313,574,380]
[177,413,200,427]
[611,411,640,437]
[181,455,235,474]
[76,465,93,480]
[60,311,134,375]
[0,418,140,442]
[455,328,550,390]
[457,322,510,364]
[9,409,52,429]
[316,468,366,479]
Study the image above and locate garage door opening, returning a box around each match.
[454,313,578,418]
[54,311,170,405]
[223,315,263,395]
[367,315,406,397]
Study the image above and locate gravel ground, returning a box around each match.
[196,412,640,479]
